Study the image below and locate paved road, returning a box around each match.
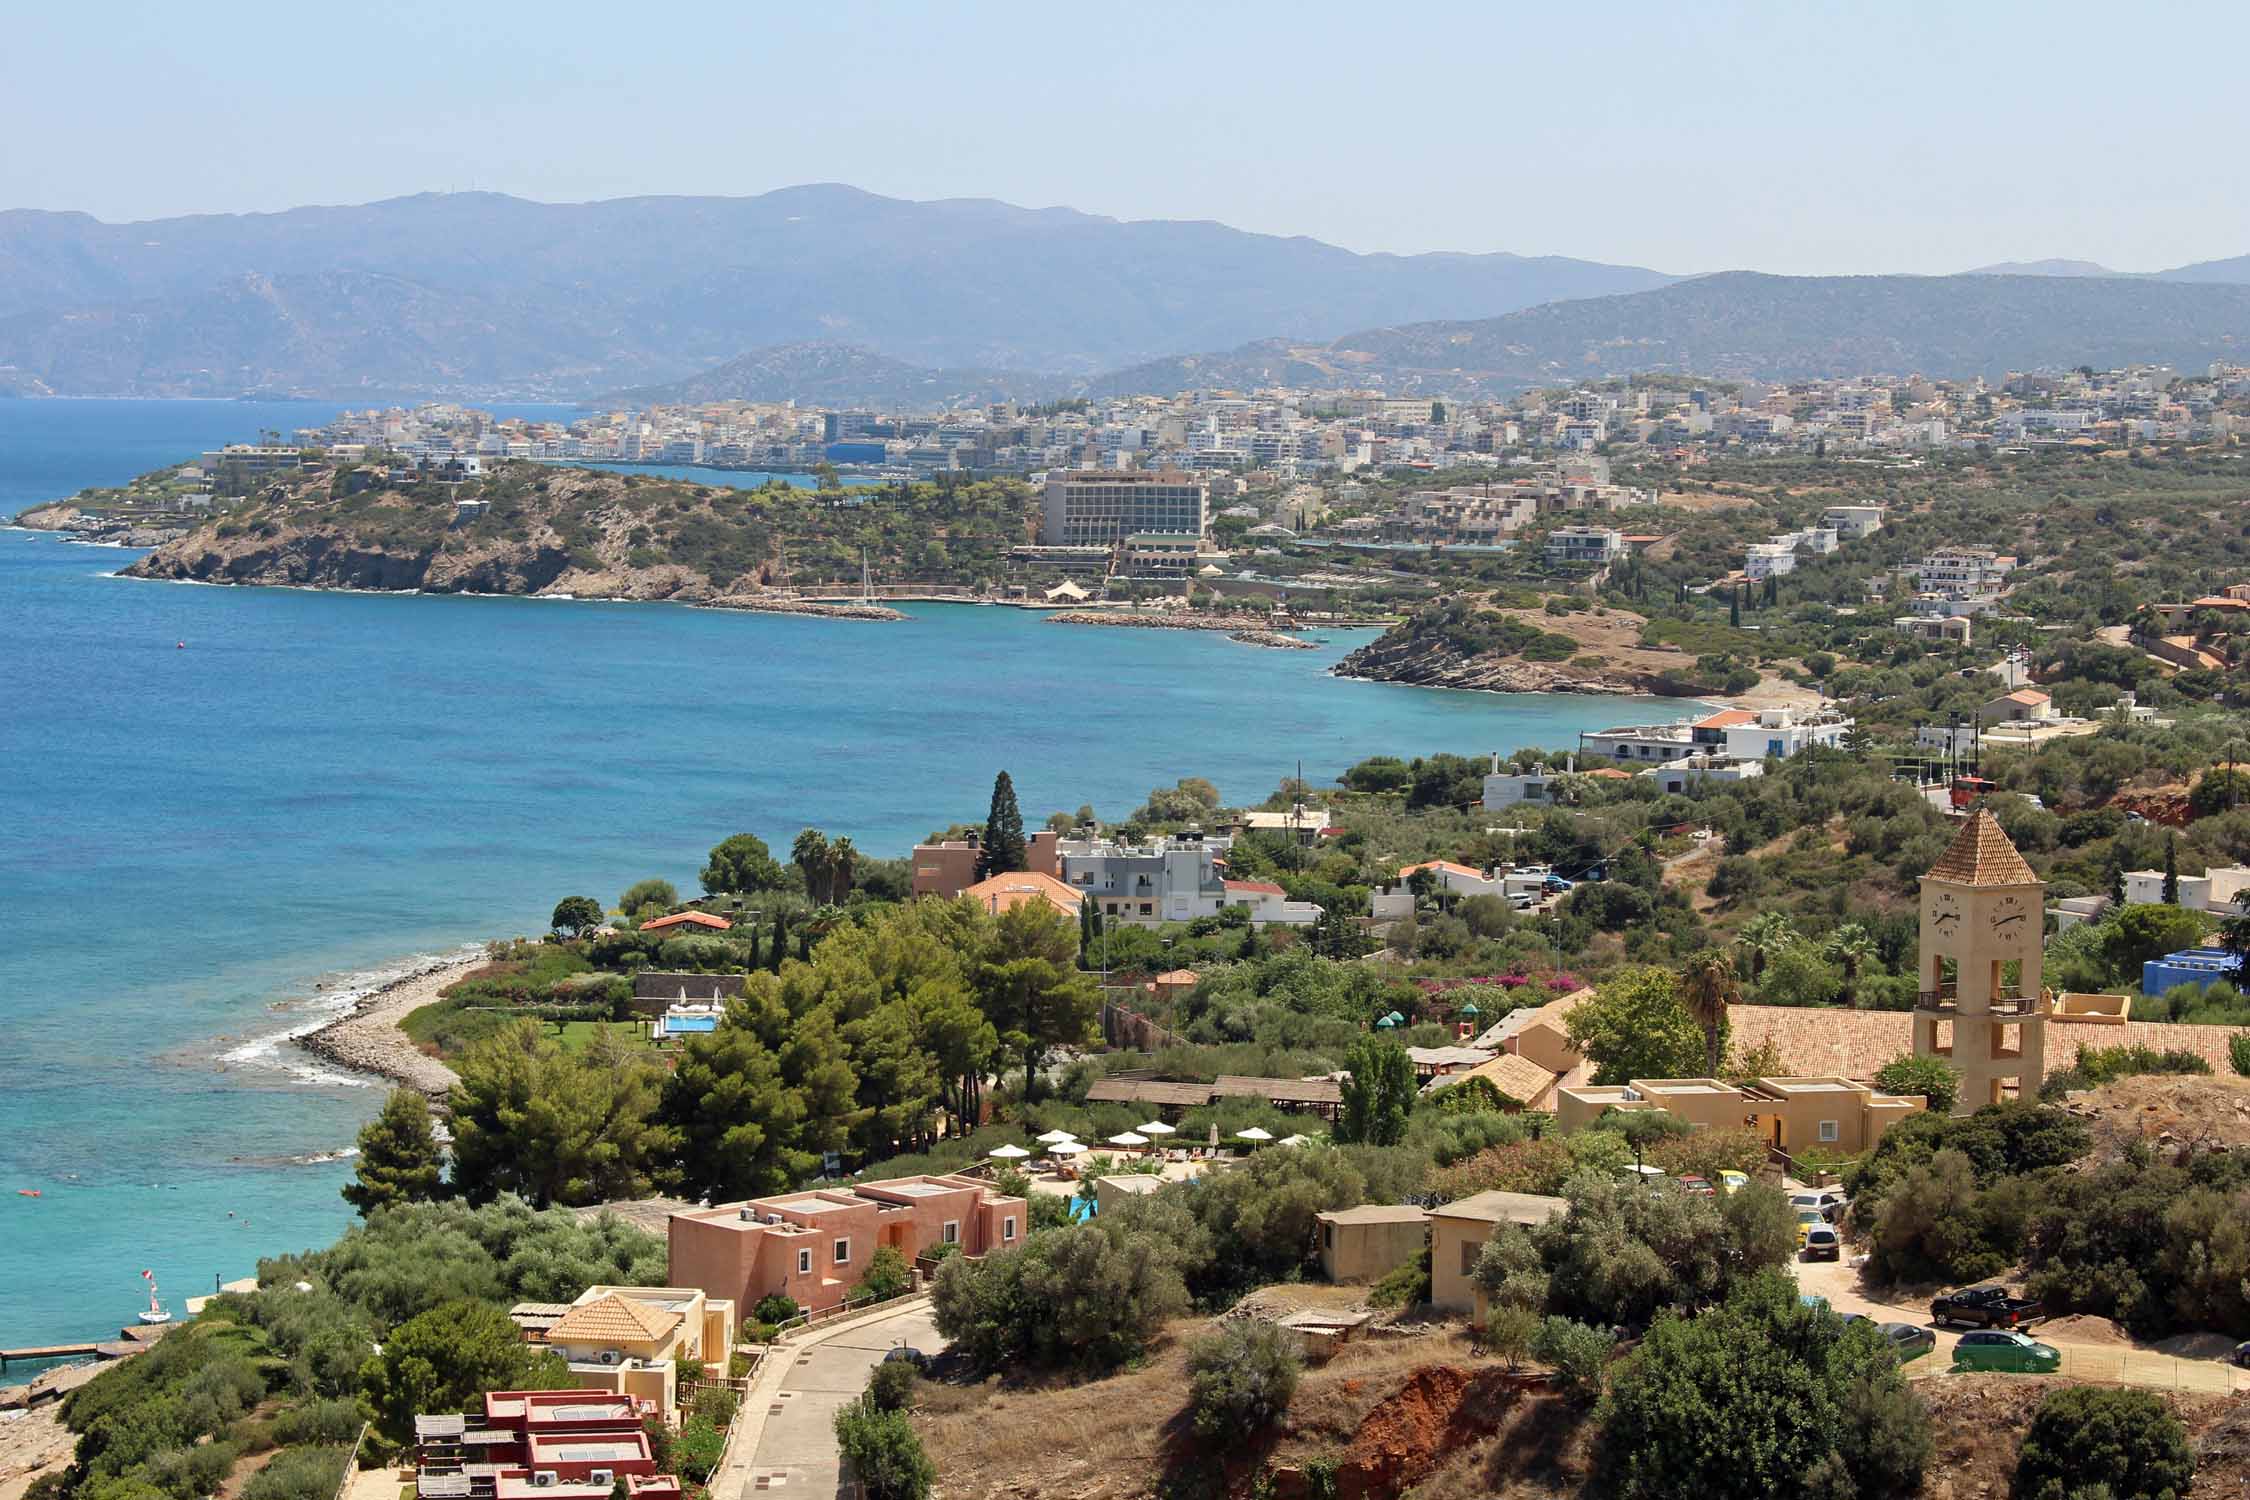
[739,1304,944,1499]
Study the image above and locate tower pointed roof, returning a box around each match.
[1924,808,2039,887]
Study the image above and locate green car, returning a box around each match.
[1952,1329,2061,1373]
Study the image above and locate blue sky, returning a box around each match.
[8,0,2245,275]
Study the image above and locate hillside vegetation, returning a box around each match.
[117,462,1037,598]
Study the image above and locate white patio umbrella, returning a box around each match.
[1046,1139,1088,1156]
[1035,1128,1079,1144]
[986,1143,1031,1160]
[1136,1120,1177,1136]
[1275,1134,1314,1147]
[1107,1132,1150,1147]
[1234,1127,1275,1143]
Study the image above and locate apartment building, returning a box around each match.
[1820,504,1886,539]
[1059,834,1319,926]
[1554,1075,1922,1153]
[667,1175,1025,1318]
[1907,548,2016,598]
[1039,469,1208,546]
[1544,526,1627,566]
[413,1391,679,1500]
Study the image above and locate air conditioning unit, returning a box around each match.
[531,1474,558,1489]
[588,1473,613,1488]
[599,1350,620,1365]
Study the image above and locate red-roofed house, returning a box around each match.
[1396,859,1505,898]
[1981,688,2055,724]
[638,911,732,935]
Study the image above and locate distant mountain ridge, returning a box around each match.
[1072,272,2250,398]
[0,186,1674,397]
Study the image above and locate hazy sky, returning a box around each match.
[9,0,2245,276]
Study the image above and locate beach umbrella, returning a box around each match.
[1275,1134,1315,1148]
[1458,1001,1482,1018]
[986,1143,1030,1160]
[1035,1128,1079,1144]
[1234,1127,1274,1143]
[1136,1120,1177,1136]
[1107,1132,1150,1147]
[1047,1140,1087,1156]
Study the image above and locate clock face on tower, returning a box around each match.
[1931,892,1962,937]
[1988,892,2031,945]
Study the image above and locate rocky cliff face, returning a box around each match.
[1333,627,1642,694]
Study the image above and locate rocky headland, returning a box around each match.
[297,958,474,1098]
[1332,593,1719,698]
[1047,608,1309,632]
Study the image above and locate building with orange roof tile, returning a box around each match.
[961,869,1083,918]
[637,910,731,935]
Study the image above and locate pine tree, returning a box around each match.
[978,771,1028,878]
[343,1088,444,1215]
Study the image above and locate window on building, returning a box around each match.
[1140,903,1152,915]
[797,1248,812,1275]
[1323,1224,1334,1249]
[943,1221,959,1245]
[834,1238,851,1264]
[1003,1216,1017,1243]
[1460,1241,1477,1276]
[1818,1120,1840,1143]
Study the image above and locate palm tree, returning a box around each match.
[1679,948,1740,1078]
[1822,923,1878,1007]
[792,828,833,901]
[1737,911,1797,985]
[827,835,858,905]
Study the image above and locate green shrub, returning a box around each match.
[1483,1304,1540,1371]
[1366,1248,1431,1310]
[1873,1053,1959,1114]
[833,1399,935,1500]
[2012,1387,2192,1500]
[270,1398,364,1447]
[241,1447,351,1500]
[1531,1317,1611,1398]
[753,1293,799,1325]
[865,1359,919,1414]
[677,1416,725,1482]
[689,1385,739,1428]
[2231,1033,2250,1077]
[855,1245,913,1302]
[1185,1322,1302,1440]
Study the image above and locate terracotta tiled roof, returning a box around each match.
[962,870,1083,916]
[1721,1004,2250,1080]
[640,911,733,933]
[1400,860,1484,879]
[1428,1051,1564,1110]
[1923,810,2038,887]
[2000,689,2050,706]
[547,1293,682,1346]
[1224,880,1288,896]
[1694,709,1758,729]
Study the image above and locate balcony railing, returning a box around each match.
[1916,985,2038,1016]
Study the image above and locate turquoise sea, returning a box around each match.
[0,400,1682,1347]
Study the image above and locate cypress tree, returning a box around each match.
[2163,835,2180,904]
[1729,586,1741,628]
[978,770,1028,878]
[770,910,787,973]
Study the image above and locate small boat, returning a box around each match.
[137,1269,172,1325]
[15,1189,38,1198]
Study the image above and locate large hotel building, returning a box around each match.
[1039,469,1209,546]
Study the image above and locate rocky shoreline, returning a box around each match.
[1332,633,1654,696]
[13,503,191,548]
[1047,608,1305,632]
[1229,629,1319,650]
[702,597,904,621]
[296,956,477,1098]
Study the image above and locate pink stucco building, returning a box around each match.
[667,1174,1026,1316]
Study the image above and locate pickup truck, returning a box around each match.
[1930,1285,2045,1329]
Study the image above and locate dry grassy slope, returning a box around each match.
[912,1312,2250,1500]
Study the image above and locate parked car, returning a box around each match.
[1676,1174,1715,1197]
[1802,1225,1842,1261]
[1878,1322,1937,1363]
[2231,1339,2250,1369]
[1715,1170,1749,1197]
[1795,1210,1825,1248]
[1951,1330,2060,1374]
[1930,1285,2045,1329]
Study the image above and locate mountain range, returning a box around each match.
[0,186,1669,398]
[5,186,2250,403]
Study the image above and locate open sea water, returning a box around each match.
[0,400,1682,1346]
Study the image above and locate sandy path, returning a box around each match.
[297,957,479,1097]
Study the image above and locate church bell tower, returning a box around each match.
[1913,809,2046,1113]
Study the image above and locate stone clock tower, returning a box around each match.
[1913,809,2046,1113]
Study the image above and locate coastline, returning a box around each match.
[295,955,479,1098]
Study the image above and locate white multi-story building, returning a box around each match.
[1821,505,1886,540]
[1907,548,2016,598]
[1058,835,1317,927]
[1545,526,1627,566]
